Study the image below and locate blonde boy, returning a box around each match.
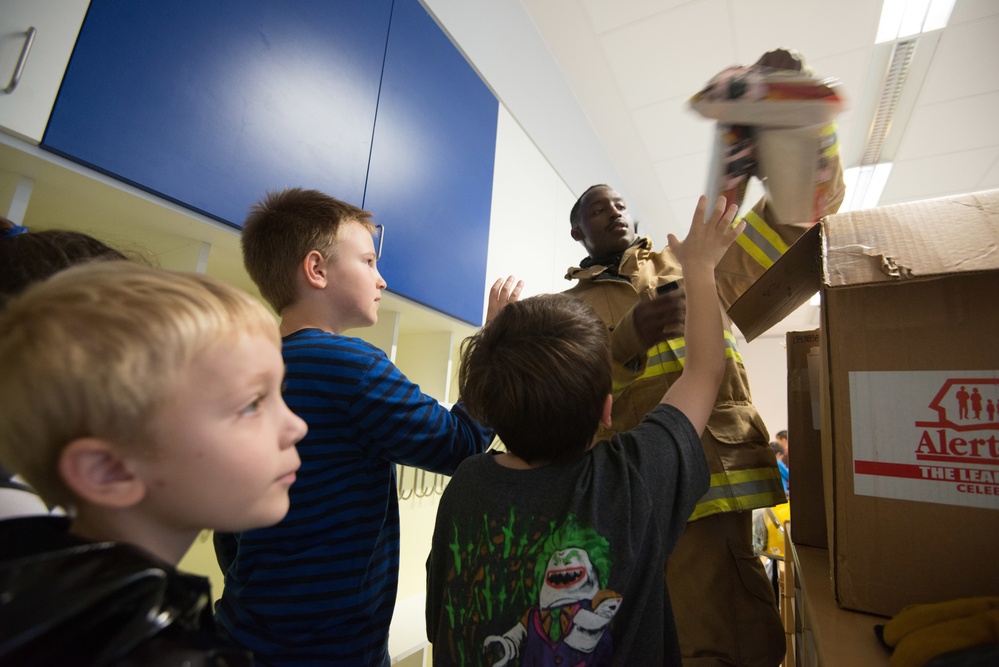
[0,261,306,665]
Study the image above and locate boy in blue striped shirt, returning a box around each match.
[215,188,521,666]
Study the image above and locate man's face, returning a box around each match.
[571,186,637,259]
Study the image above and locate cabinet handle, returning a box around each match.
[4,27,37,94]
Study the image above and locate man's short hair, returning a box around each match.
[459,293,611,463]
[0,261,280,509]
[241,188,376,312]
[775,430,788,442]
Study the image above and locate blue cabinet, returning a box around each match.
[43,0,393,225]
[42,0,496,324]
[364,0,498,325]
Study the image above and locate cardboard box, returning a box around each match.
[786,329,826,549]
[730,189,999,617]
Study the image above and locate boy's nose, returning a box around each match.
[282,407,308,447]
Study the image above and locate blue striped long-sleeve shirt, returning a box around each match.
[214,329,491,666]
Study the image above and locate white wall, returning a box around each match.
[739,334,794,441]
[484,106,582,303]
[391,103,585,661]
[420,0,630,217]
[397,102,585,586]
[736,300,823,442]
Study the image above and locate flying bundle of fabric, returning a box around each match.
[689,49,846,227]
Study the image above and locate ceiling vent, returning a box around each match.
[862,38,918,167]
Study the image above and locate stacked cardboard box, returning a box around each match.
[729,189,999,617]
[785,329,825,549]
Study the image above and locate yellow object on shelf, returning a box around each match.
[753,502,791,559]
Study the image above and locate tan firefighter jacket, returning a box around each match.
[564,125,845,520]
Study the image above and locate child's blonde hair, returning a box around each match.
[0,261,280,509]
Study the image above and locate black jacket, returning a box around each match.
[0,516,252,666]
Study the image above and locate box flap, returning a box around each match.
[823,189,999,288]
[728,222,821,342]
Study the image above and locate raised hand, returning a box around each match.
[667,195,744,272]
[485,275,524,325]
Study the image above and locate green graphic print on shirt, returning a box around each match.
[440,511,621,666]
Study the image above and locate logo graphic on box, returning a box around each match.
[850,371,999,510]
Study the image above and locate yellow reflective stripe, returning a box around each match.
[736,209,789,270]
[636,331,741,382]
[689,467,787,521]
[746,209,790,254]
[736,125,839,268]
[735,233,772,269]
[689,492,787,521]
[724,330,743,364]
[647,359,684,376]
[646,338,685,375]
[820,123,839,158]
[710,466,779,486]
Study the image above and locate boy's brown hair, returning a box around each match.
[0,218,128,309]
[241,188,376,312]
[458,293,611,463]
[0,261,280,510]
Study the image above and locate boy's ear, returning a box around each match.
[302,250,328,289]
[59,437,146,509]
[570,225,583,242]
[601,394,613,429]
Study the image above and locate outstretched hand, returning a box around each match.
[755,48,804,71]
[667,196,744,272]
[485,276,524,325]
[633,286,686,349]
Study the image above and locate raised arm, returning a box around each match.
[485,276,524,325]
[660,196,744,434]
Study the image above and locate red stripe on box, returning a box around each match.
[854,461,928,479]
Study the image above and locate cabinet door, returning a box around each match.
[0,0,90,143]
[363,0,498,326]
[42,0,392,227]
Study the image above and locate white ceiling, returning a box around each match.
[432,0,999,244]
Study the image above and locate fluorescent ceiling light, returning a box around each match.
[841,164,894,212]
[923,0,956,31]
[899,0,932,38]
[877,0,908,43]
[876,0,955,43]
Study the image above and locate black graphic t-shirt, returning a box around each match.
[425,404,708,666]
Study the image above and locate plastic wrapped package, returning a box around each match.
[690,59,846,226]
[690,66,844,126]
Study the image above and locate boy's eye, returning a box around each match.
[241,395,265,415]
